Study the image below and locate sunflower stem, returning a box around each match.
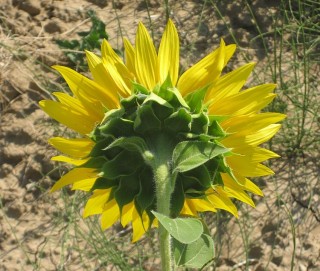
[151,134,176,271]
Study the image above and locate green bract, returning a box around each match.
[86,80,230,223]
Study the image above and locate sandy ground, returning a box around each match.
[0,0,319,270]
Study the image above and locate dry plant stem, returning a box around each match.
[152,135,175,271]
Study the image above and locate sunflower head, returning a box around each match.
[40,19,285,242]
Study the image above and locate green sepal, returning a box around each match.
[151,211,203,244]
[100,108,124,125]
[143,92,173,109]
[155,76,189,109]
[105,136,153,163]
[164,108,192,133]
[172,141,231,173]
[166,87,189,109]
[177,174,206,197]
[79,156,107,169]
[114,171,141,212]
[208,115,229,122]
[185,85,209,113]
[184,189,206,198]
[208,120,227,138]
[132,81,149,95]
[120,92,146,118]
[135,167,155,214]
[99,118,134,137]
[89,136,115,157]
[101,150,143,179]
[191,112,210,134]
[170,177,185,218]
[157,73,173,91]
[151,102,174,121]
[182,165,212,190]
[90,177,118,191]
[181,132,215,142]
[134,104,161,134]
[173,233,214,268]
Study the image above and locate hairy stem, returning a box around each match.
[150,134,176,271]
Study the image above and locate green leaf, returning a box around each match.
[172,141,230,173]
[173,233,214,268]
[151,211,203,244]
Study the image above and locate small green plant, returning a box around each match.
[56,10,110,71]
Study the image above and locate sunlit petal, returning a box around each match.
[48,137,94,158]
[50,168,98,192]
[101,199,120,230]
[83,189,112,217]
[158,19,179,86]
[135,22,158,90]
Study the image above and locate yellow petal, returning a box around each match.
[51,167,98,192]
[83,189,112,217]
[103,58,131,97]
[101,199,120,230]
[209,84,277,116]
[206,187,238,217]
[101,39,123,65]
[188,198,217,213]
[120,202,134,227]
[158,19,179,86]
[207,62,256,105]
[48,137,94,158]
[178,41,235,96]
[222,113,286,135]
[39,100,95,135]
[226,156,274,177]
[123,38,136,75]
[53,92,100,123]
[181,199,198,216]
[224,43,236,65]
[72,177,96,191]
[242,177,264,196]
[100,41,134,96]
[85,51,129,98]
[51,155,89,166]
[222,174,255,207]
[132,208,149,242]
[135,22,158,90]
[232,146,279,163]
[222,124,282,148]
[53,65,120,110]
[53,91,103,122]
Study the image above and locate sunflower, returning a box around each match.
[40,19,284,242]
